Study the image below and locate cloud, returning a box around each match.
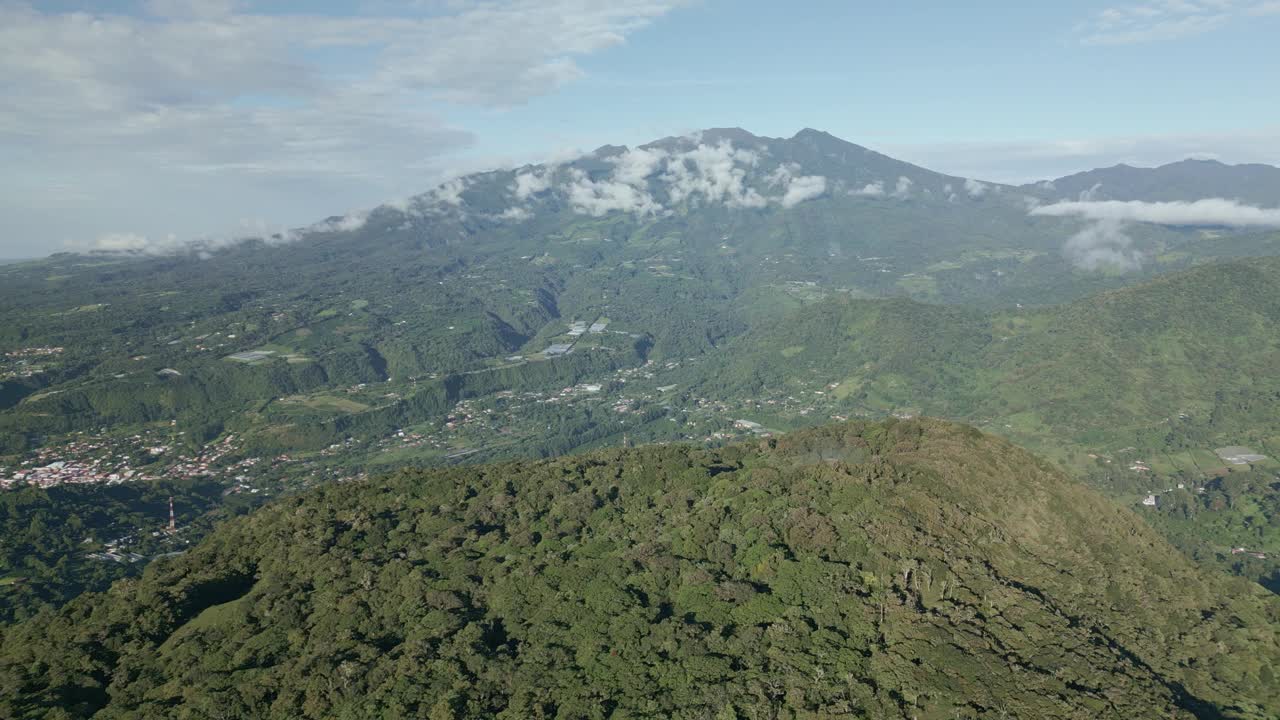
[86,232,164,254]
[1075,1,1280,44]
[0,1,689,254]
[1033,196,1280,273]
[505,141,832,218]
[145,0,242,19]
[892,176,913,199]
[320,213,371,233]
[780,175,827,208]
[1063,219,1142,271]
[432,178,468,206]
[851,181,885,197]
[565,168,665,217]
[661,142,767,208]
[1030,198,1280,227]
[511,169,554,200]
[963,178,988,197]
[767,162,826,207]
[610,147,669,186]
[498,206,533,222]
[1079,183,1105,201]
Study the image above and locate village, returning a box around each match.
[0,345,65,381]
[0,426,318,498]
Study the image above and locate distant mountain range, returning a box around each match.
[1032,157,1280,205]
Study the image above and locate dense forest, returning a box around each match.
[2,419,1276,719]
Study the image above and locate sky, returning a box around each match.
[2,0,1279,257]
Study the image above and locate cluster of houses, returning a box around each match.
[0,432,166,489]
[1,345,65,380]
[0,431,252,491]
[1231,547,1268,560]
[1139,478,1196,508]
[4,346,64,358]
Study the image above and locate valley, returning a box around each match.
[2,127,1279,717]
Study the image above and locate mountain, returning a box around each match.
[1031,158,1280,205]
[5,128,1275,458]
[3,128,1280,624]
[683,256,1280,459]
[2,419,1277,719]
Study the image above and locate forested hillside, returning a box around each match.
[2,420,1277,719]
[688,256,1280,458]
[3,129,1280,660]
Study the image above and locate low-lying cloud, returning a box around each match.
[664,143,768,209]
[963,178,988,197]
[1031,198,1280,227]
[768,162,826,207]
[80,138,842,255]
[780,175,827,208]
[1062,219,1141,272]
[1033,197,1280,272]
[565,167,665,216]
[850,181,885,197]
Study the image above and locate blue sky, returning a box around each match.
[2,0,1278,256]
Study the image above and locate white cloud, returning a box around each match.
[780,175,827,208]
[1030,198,1280,227]
[511,169,553,200]
[661,142,767,208]
[892,176,913,199]
[610,147,668,186]
[86,232,163,254]
[851,181,885,197]
[963,178,989,197]
[432,178,468,206]
[565,168,664,216]
[561,144,672,216]
[1075,1,1280,44]
[543,140,833,216]
[0,1,688,254]
[1034,196,1280,273]
[145,0,242,19]
[767,162,826,207]
[498,206,533,222]
[1063,219,1142,271]
[321,213,371,233]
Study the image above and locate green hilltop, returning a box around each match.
[2,419,1277,719]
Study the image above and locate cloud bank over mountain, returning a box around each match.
[1031,198,1280,227]
[1032,197,1280,271]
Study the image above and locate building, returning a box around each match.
[1141,494,1158,507]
